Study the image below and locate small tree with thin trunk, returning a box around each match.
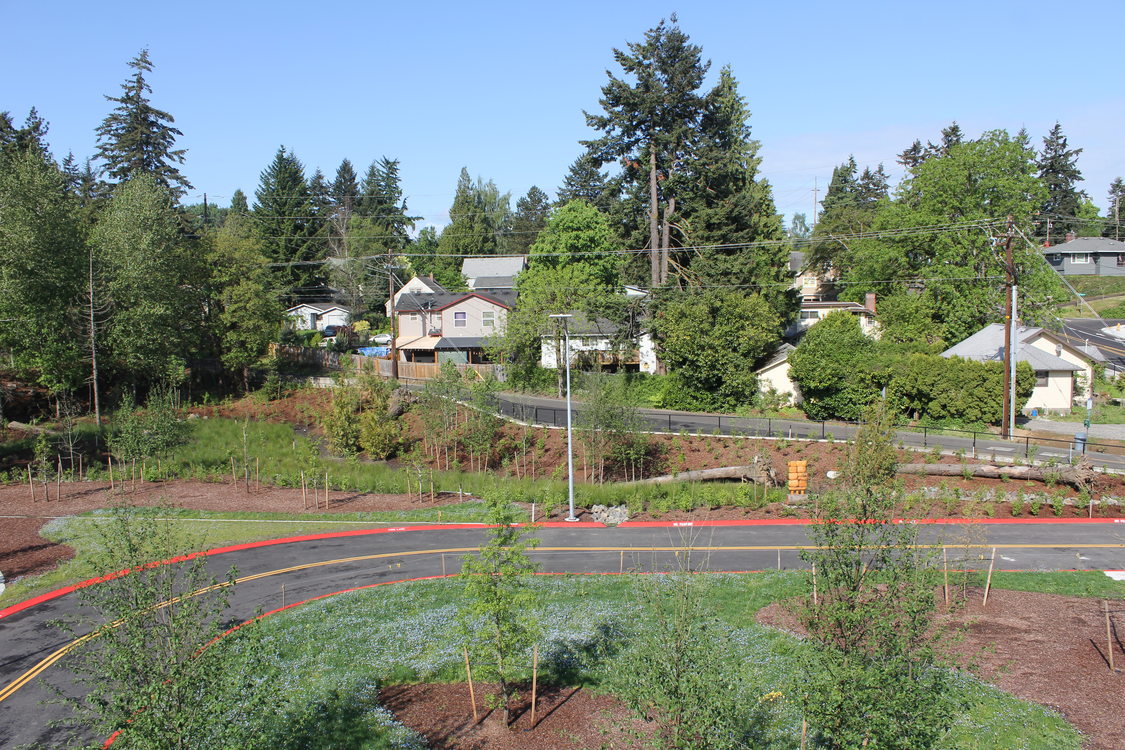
[53,504,273,749]
[458,494,540,726]
[794,401,955,749]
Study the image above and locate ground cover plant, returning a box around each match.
[197,574,1081,750]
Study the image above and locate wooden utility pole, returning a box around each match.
[1000,217,1016,439]
[388,250,399,380]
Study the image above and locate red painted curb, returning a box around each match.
[5,516,1123,620]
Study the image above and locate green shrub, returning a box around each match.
[357,410,402,460]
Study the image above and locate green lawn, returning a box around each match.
[1057,275,1125,299]
[197,574,1081,749]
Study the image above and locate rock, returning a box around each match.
[591,504,629,526]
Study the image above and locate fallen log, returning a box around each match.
[897,461,1097,489]
[6,421,59,436]
[625,462,776,486]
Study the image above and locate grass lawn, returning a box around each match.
[1056,275,1125,299]
[200,574,1081,749]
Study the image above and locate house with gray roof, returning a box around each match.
[941,324,1101,415]
[392,289,515,365]
[461,255,527,291]
[1042,235,1125,276]
[539,313,656,374]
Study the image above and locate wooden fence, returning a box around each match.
[272,345,502,382]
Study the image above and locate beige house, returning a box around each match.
[940,324,1100,414]
[393,290,514,364]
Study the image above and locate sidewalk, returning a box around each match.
[1024,419,1125,441]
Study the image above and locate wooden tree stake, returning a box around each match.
[812,564,818,606]
[109,456,114,491]
[141,460,145,484]
[27,465,35,502]
[800,718,808,750]
[530,642,539,728]
[256,457,260,492]
[943,546,949,605]
[1106,600,1115,671]
[463,646,479,721]
[56,458,62,500]
[230,456,236,484]
[982,547,997,607]
[301,471,307,510]
[325,472,330,509]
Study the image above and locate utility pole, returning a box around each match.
[811,177,819,229]
[202,193,208,228]
[1001,216,1016,439]
[387,250,399,380]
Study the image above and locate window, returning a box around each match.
[1048,254,1062,262]
[1035,370,1049,388]
[409,313,419,321]
[482,311,495,328]
[454,311,467,328]
[1072,253,1091,264]
[799,310,820,321]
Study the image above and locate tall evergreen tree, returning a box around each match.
[95,49,192,198]
[253,146,317,299]
[229,189,249,215]
[557,151,614,211]
[683,66,792,321]
[1035,122,1085,244]
[436,167,508,258]
[583,16,709,285]
[505,185,551,253]
[1105,177,1125,241]
[0,108,51,160]
[331,158,360,213]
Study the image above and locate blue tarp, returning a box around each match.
[356,346,390,357]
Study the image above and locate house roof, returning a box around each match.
[287,302,352,314]
[1043,237,1125,254]
[789,251,807,274]
[801,301,871,314]
[395,289,516,312]
[402,276,450,294]
[758,342,797,371]
[941,324,1082,371]
[470,275,516,289]
[396,336,491,351]
[461,255,527,279]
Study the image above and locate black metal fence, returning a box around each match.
[494,398,1125,463]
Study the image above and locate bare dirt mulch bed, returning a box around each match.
[758,588,1125,750]
[382,682,650,750]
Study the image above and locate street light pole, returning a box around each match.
[548,313,578,522]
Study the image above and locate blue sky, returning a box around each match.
[5,0,1124,233]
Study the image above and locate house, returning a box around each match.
[789,251,834,301]
[760,296,880,405]
[756,343,800,404]
[539,314,657,374]
[461,255,527,291]
[785,295,879,338]
[385,275,449,316]
[393,289,515,364]
[287,303,352,331]
[1042,235,1125,276]
[940,324,1103,414]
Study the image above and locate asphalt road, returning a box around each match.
[2,521,1124,748]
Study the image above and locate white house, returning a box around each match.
[756,343,801,404]
[785,296,879,338]
[940,324,1102,415]
[461,255,527,291]
[287,303,352,331]
[540,315,657,374]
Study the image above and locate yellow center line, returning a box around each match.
[4,542,1124,704]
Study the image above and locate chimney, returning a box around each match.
[428,272,434,280]
[1064,231,1077,243]
[864,293,876,314]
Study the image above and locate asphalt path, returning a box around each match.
[493,392,1125,472]
[2,520,1124,748]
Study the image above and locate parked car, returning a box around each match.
[370,333,392,345]
[322,325,340,337]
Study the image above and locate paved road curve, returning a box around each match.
[2,520,1124,748]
